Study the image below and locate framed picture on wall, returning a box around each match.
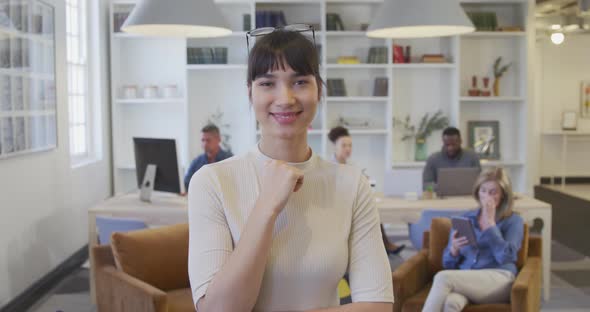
[0,1,56,159]
[467,121,500,160]
[582,80,590,118]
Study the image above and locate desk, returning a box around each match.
[376,195,552,300]
[88,192,187,302]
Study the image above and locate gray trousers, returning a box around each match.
[421,269,515,312]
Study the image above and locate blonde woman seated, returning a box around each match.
[422,167,524,312]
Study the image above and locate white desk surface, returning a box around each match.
[376,194,550,211]
[89,191,187,213]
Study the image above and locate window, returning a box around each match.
[66,0,90,162]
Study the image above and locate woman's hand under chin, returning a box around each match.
[257,159,304,217]
[480,197,497,230]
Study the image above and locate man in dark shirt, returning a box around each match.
[184,124,233,191]
[423,127,481,190]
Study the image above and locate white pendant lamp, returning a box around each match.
[122,0,232,38]
[367,0,475,38]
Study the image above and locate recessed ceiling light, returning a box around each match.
[551,32,565,45]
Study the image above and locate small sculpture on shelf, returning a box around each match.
[481,77,491,97]
[336,116,371,129]
[493,57,511,96]
[393,111,449,161]
[468,76,480,96]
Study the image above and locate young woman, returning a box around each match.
[328,126,405,255]
[422,167,524,312]
[188,28,393,312]
[328,126,353,165]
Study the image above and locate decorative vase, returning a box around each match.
[415,138,427,161]
[481,77,491,96]
[493,78,500,96]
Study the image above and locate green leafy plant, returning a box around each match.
[393,110,450,142]
[493,57,511,78]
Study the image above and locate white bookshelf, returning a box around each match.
[109,0,533,194]
[109,1,190,194]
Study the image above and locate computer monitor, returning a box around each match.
[383,169,422,198]
[437,167,481,197]
[133,137,183,202]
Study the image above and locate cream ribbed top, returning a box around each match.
[188,146,393,311]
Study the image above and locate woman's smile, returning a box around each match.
[269,111,303,125]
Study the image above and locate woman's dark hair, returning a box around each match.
[328,126,350,144]
[247,30,322,97]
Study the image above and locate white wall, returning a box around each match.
[536,34,590,177]
[0,0,111,306]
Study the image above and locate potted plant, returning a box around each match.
[393,110,449,161]
[493,57,511,96]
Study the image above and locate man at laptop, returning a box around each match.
[423,127,481,191]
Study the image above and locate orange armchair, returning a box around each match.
[392,217,542,312]
[92,223,195,312]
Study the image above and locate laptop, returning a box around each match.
[437,167,480,197]
[383,169,423,197]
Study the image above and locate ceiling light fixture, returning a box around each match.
[122,0,232,38]
[366,0,475,38]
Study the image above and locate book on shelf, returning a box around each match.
[113,11,131,33]
[337,56,360,64]
[326,13,345,31]
[421,54,447,63]
[187,47,228,65]
[327,79,347,97]
[373,77,388,97]
[367,47,387,64]
[466,11,498,31]
[393,45,405,63]
[255,11,287,28]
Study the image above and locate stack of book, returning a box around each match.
[187,47,228,65]
[466,11,498,31]
[367,47,387,64]
[326,13,345,31]
[421,54,447,63]
[255,11,287,28]
[337,56,360,64]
